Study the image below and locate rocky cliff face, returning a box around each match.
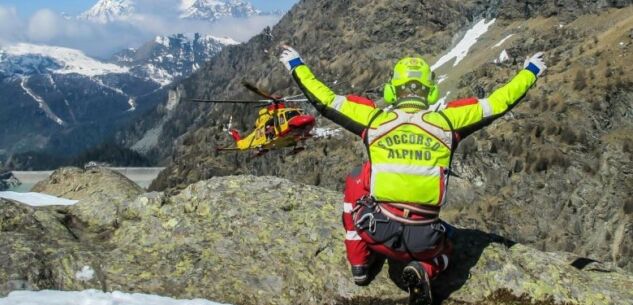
[134,0,633,272]
[1,170,632,304]
[0,171,20,191]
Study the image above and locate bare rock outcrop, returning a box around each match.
[2,173,632,304]
[31,167,144,235]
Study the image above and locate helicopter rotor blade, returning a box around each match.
[283,98,310,103]
[242,81,282,101]
[284,93,307,100]
[189,99,272,104]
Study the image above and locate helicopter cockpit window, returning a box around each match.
[285,111,301,121]
[279,114,286,125]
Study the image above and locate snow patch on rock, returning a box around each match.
[75,266,95,281]
[431,19,496,70]
[0,191,78,206]
[494,49,510,63]
[492,34,514,48]
[128,98,137,111]
[20,77,65,126]
[313,127,343,138]
[155,36,171,48]
[0,289,228,305]
[145,64,174,86]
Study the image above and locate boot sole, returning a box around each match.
[402,266,432,305]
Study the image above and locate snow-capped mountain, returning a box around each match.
[1,43,129,76]
[78,0,263,23]
[0,35,233,157]
[111,33,238,85]
[78,0,136,23]
[179,0,260,21]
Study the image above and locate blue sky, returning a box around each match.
[0,0,298,17]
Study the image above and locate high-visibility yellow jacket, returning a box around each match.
[292,65,537,206]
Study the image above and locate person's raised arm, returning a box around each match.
[424,52,547,137]
[279,45,380,136]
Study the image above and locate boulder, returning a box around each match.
[31,167,144,234]
[1,175,632,304]
[31,167,143,201]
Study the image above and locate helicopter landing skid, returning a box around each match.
[288,146,305,155]
[255,148,269,157]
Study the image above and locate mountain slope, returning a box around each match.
[111,33,238,86]
[1,43,129,76]
[0,36,232,161]
[128,0,633,272]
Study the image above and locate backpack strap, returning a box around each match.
[437,111,456,203]
[363,109,384,147]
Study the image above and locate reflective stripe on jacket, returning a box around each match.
[292,65,537,205]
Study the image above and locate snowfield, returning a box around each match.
[0,290,229,305]
[4,43,129,77]
[431,19,496,70]
[0,191,78,206]
[313,127,343,138]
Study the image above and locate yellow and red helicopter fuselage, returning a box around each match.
[228,103,315,152]
[192,81,316,155]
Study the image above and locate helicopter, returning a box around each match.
[191,81,316,156]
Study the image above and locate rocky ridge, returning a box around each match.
[111,33,239,86]
[79,0,265,23]
[123,0,633,272]
[1,168,632,304]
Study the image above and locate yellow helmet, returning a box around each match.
[383,57,440,105]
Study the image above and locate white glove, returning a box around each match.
[279,45,304,72]
[523,52,547,77]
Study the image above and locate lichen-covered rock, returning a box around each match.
[433,230,633,305]
[31,167,144,234]
[0,199,101,295]
[104,176,403,304]
[2,175,632,304]
[31,167,142,201]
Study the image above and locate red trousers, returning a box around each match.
[342,162,452,279]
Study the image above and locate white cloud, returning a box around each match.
[27,9,63,42]
[0,5,25,43]
[207,15,280,41]
[0,4,282,58]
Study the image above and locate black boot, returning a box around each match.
[351,265,370,286]
[351,255,386,286]
[402,261,432,305]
